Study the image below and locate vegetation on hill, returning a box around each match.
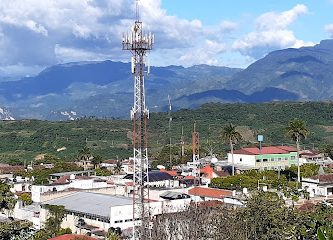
[1,102,333,165]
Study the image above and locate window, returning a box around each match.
[256,159,260,162]
[115,220,123,223]
[278,158,282,161]
[271,158,274,161]
[285,157,288,160]
[263,159,268,162]
[125,219,132,222]
[291,156,296,160]
[240,158,242,162]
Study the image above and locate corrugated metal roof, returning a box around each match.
[42,192,132,218]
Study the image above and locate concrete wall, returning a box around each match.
[228,153,256,167]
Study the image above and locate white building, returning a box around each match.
[31,174,110,202]
[39,192,191,234]
[228,146,298,170]
[302,173,333,197]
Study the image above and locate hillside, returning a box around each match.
[228,40,333,98]
[2,102,333,164]
[0,61,241,119]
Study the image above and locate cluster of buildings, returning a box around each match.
[1,144,333,239]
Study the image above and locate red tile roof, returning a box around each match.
[309,173,333,183]
[185,176,195,180]
[103,159,117,164]
[160,169,178,177]
[0,165,24,174]
[233,146,297,155]
[188,187,233,199]
[48,234,97,240]
[200,165,214,179]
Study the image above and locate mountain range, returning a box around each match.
[0,39,333,120]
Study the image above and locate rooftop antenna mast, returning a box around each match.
[122,0,154,239]
[168,95,172,168]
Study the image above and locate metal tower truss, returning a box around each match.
[192,123,200,185]
[122,1,153,239]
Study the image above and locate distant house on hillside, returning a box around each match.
[228,145,298,171]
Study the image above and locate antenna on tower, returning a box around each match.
[122,0,153,238]
[135,0,140,21]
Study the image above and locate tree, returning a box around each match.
[18,192,32,206]
[91,154,103,169]
[114,160,123,175]
[78,146,91,161]
[106,227,122,240]
[0,183,17,217]
[221,123,242,176]
[285,118,309,184]
[44,204,66,237]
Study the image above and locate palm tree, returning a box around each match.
[114,160,123,175]
[78,146,91,161]
[221,123,242,176]
[285,118,309,184]
[91,155,103,169]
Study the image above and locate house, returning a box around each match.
[75,160,94,170]
[31,174,110,202]
[123,171,179,188]
[49,170,95,182]
[302,173,333,197]
[300,150,333,165]
[228,146,298,171]
[188,186,233,201]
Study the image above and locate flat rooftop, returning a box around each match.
[42,192,132,218]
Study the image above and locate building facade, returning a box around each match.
[228,146,298,170]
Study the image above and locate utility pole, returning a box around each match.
[168,95,172,168]
[181,126,185,157]
[192,123,200,185]
[122,0,154,239]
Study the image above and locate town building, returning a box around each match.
[302,173,333,197]
[188,186,233,201]
[39,191,190,235]
[49,170,95,183]
[300,150,333,165]
[228,146,298,170]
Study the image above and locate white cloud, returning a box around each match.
[325,24,333,38]
[233,4,313,59]
[0,0,237,77]
[256,4,308,30]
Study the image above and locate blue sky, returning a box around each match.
[0,0,332,78]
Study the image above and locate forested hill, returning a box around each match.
[1,101,333,164]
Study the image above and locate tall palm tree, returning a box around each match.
[285,118,309,184]
[78,146,91,161]
[114,160,123,175]
[221,123,242,176]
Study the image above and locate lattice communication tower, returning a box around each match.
[122,0,154,238]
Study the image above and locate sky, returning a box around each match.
[0,0,332,79]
